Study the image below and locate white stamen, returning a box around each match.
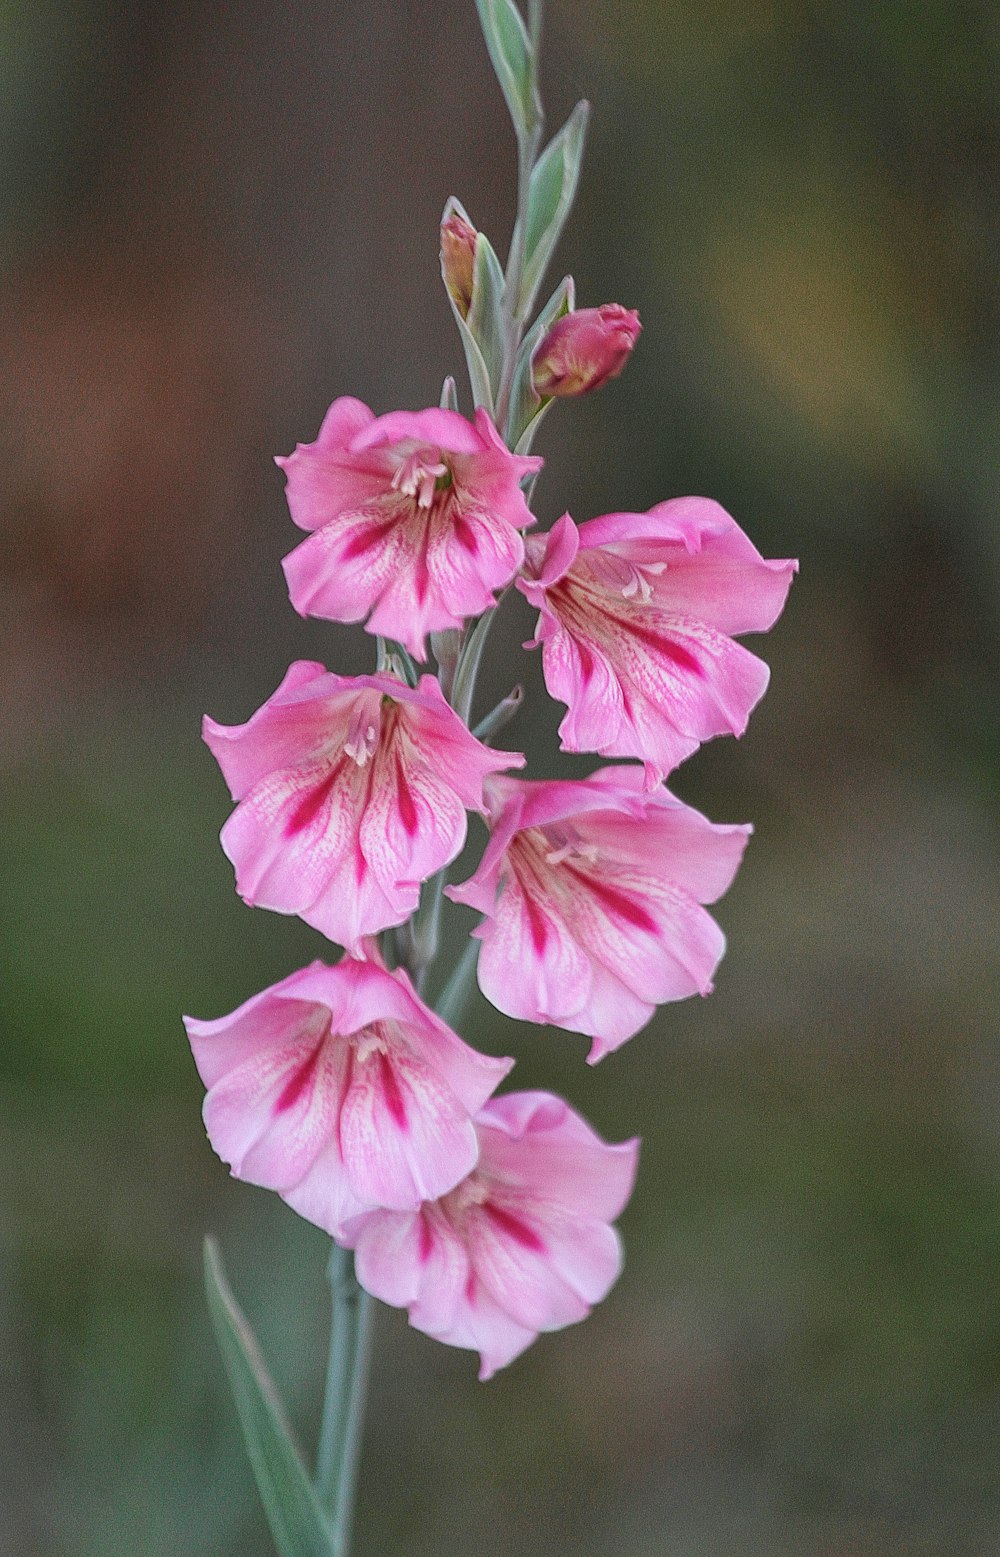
[353,1029,388,1064]
[391,451,449,509]
[344,702,381,766]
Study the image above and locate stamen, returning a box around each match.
[344,695,382,766]
[353,1027,389,1064]
[391,451,449,509]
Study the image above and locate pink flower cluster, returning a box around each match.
[187,390,794,1376]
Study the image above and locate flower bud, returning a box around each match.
[531,304,641,398]
[440,207,479,320]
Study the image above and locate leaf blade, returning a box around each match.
[519,101,590,317]
[204,1238,334,1557]
[474,0,538,139]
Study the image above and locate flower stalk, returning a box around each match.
[315,1247,374,1555]
[188,0,794,1549]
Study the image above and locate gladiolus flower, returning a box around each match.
[278,397,541,660]
[518,503,797,784]
[184,959,513,1237]
[448,768,751,1060]
[531,304,641,397]
[203,661,523,953]
[342,1090,639,1378]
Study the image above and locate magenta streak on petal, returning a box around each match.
[413,534,430,605]
[485,1201,546,1252]
[342,516,397,560]
[285,769,336,836]
[524,891,550,953]
[274,1038,324,1114]
[418,1214,434,1263]
[626,617,705,677]
[453,514,478,553]
[376,1049,408,1130]
[564,864,660,933]
[394,752,419,837]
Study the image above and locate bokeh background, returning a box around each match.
[2,1,999,1552]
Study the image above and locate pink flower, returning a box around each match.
[278,398,541,659]
[184,959,513,1237]
[518,503,797,784]
[531,304,641,398]
[203,661,522,953]
[342,1091,639,1379]
[448,767,750,1060]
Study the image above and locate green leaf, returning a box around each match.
[474,0,538,140]
[505,274,574,450]
[519,101,589,318]
[434,938,482,1033]
[204,1238,334,1557]
[467,232,507,400]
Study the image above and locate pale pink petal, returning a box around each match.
[469,1204,625,1331]
[579,499,797,634]
[220,1036,347,1193]
[465,1202,592,1331]
[281,1140,373,1238]
[282,505,411,633]
[430,1278,538,1381]
[475,872,593,1028]
[476,1092,639,1222]
[338,1045,481,1209]
[353,1205,471,1328]
[574,965,656,1059]
[202,661,337,800]
[352,405,487,457]
[184,963,337,1088]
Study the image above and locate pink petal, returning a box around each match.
[477,1092,640,1223]
[475,871,593,1028]
[202,661,335,800]
[184,963,337,1089]
[201,1021,343,1193]
[338,1045,481,1209]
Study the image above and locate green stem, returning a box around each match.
[316,1244,374,1555]
[495,6,544,429]
[452,602,500,725]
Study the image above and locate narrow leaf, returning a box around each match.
[204,1238,333,1557]
[434,938,482,1032]
[451,311,495,413]
[519,102,589,317]
[506,274,574,449]
[474,0,538,139]
[466,233,507,399]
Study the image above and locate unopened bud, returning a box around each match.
[531,304,641,398]
[440,207,479,320]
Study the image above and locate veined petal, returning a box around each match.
[339,1044,481,1209]
[523,501,794,776]
[281,1139,374,1238]
[477,1092,640,1223]
[277,400,541,656]
[475,871,593,1028]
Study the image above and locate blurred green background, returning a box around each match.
[2,1,999,1552]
